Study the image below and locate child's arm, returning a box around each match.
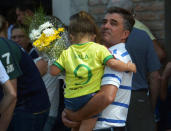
[50,65,61,76]
[106,58,136,73]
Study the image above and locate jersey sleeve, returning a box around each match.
[53,50,65,71]
[0,60,9,84]
[99,45,114,65]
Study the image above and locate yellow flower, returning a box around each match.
[58,28,64,32]
[32,27,65,51]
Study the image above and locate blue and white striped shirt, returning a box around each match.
[95,43,133,129]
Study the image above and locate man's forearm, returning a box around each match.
[153,40,166,61]
[160,78,168,100]
[0,99,16,131]
[65,85,118,121]
[0,80,16,114]
[149,71,160,111]
[160,62,171,100]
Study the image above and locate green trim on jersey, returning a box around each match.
[75,42,89,46]
[103,55,114,65]
[53,62,64,71]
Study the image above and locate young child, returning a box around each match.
[50,11,136,131]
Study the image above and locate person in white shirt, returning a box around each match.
[62,7,135,131]
[0,60,16,130]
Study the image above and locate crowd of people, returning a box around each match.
[0,0,170,131]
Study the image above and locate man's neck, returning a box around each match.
[107,40,126,48]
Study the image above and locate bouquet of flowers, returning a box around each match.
[29,9,70,64]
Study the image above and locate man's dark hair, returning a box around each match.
[0,15,7,32]
[16,0,39,13]
[107,7,135,32]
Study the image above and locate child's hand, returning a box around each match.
[127,61,136,73]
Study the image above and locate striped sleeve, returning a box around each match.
[101,66,123,88]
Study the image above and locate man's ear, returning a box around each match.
[91,34,96,41]
[69,34,74,42]
[122,30,130,40]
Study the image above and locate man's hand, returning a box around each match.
[64,108,82,121]
[62,110,80,128]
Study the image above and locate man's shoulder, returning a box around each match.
[134,19,155,40]
[126,28,153,48]
[110,44,131,63]
[130,28,151,39]
[0,38,21,53]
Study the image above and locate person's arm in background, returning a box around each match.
[34,57,48,76]
[0,79,17,131]
[149,71,161,111]
[63,85,118,127]
[142,25,162,111]
[0,61,16,114]
[134,19,166,61]
[160,62,171,101]
[0,80,16,114]
[153,40,166,62]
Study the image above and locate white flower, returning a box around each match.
[43,28,55,37]
[29,29,41,41]
[39,22,53,33]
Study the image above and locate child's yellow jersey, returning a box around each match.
[54,42,113,98]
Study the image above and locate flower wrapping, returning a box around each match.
[29,10,70,64]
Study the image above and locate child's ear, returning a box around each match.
[69,34,74,42]
[91,34,96,41]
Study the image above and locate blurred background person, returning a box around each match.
[14,3,65,129]
[6,8,17,40]
[0,13,50,131]
[11,24,39,59]
[16,1,38,26]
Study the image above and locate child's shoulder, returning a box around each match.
[91,42,106,48]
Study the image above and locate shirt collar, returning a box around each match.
[108,43,125,51]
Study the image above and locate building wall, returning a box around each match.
[88,0,165,45]
[52,0,88,25]
[133,0,165,45]
[52,0,71,25]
